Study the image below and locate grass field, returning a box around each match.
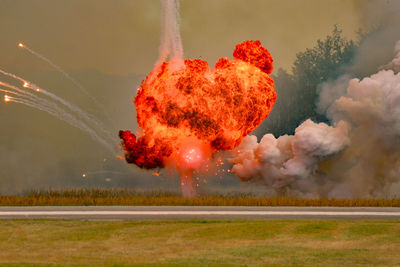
[1,189,399,207]
[0,219,399,266]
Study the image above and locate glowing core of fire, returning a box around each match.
[119,40,276,175]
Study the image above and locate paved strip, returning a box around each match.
[0,206,400,220]
[1,211,400,216]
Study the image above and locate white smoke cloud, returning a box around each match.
[231,41,400,198]
[231,120,350,196]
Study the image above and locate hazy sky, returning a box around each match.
[0,0,367,76]
[0,0,392,194]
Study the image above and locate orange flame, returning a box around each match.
[120,40,276,173]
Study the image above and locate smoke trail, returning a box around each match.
[18,42,115,126]
[0,88,25,99]
[7,95,115,153]
[0,80,43,102]
[28,83,117,145]
[18,43,90,98]
[153,0,184,74]
[0,68,116,142]
[231,42,400,198]
[158,0,184,61]
[9,95,115,153]
[0,79,83,122]
[0,69,28,84]
[0,70,118,154]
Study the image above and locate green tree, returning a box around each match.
[255,26,356,138]
[292,25,355,123]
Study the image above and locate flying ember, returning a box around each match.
[119,40,277,191]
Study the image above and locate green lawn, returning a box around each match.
[0,219,399,266]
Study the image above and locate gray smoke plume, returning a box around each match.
[231,41,400,198]
[156,0,184,72]
[381,40,400,73]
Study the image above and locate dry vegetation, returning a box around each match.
[0,189,399,206]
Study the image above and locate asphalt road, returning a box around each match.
[0,206,400,220]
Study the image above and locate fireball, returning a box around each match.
[119,40,276,172]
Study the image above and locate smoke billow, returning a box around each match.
[381,41,400,73]
[231,40,400,198]
[323,57,400,198]
[231,120,350,197]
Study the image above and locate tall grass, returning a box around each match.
[0,189,399,206]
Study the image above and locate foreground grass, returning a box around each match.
[0,219,399,266]
[1,189,400,206]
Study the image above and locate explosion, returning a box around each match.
[119,40,276,195]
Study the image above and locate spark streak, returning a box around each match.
[0,68,118,154]
[17,42,114,126]
[18,42,89,97]
[7,95,115,152]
